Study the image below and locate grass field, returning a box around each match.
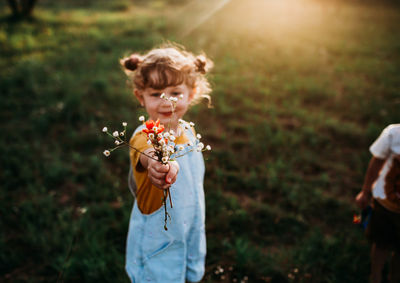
[1,0,400,282]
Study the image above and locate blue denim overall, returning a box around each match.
[125,124,206,283]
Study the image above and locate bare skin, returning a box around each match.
[140,148,179,190]
[355,156,385,209]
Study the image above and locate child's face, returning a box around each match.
[135,83,194,131]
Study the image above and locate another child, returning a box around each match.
[120,44,213,283]
[355,124,400,283]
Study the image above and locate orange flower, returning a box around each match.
[353,214,361,224]
[145,120,155,130]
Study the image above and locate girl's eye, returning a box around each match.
[150,92,161,97]
[172,92,181,96]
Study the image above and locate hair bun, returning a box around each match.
[124,55,141,71]
[195,55,207,74]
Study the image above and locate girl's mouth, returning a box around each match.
[160,112,173,117]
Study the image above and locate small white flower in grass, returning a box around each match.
[103,150,110,156]
[139,116,145,122]
[122,122,127,127]
[178,119,184,124]
[189,122,195,127]
[113,131,119,137]
[120,132,124,137]
[115,140,120,145]
[102,127,108,132]
[148,133,154,139]
[160,93,165,99]
[206,145,211,151]
[196,134,201,139]
[162,156,169,163]
[78,207,87,214]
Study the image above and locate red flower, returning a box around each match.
[353,214,361,224]
[157,125,165,134]
[145,120,155,130]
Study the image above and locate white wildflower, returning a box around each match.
[179,94,184,99]
[169,135,176,141]
[196,134,201,139]
[122,122,127,127]
[102,127,108,132]
[160,93,165,99]
[163,132,170,138]
[78,207,87,214]
[103,150,110,156]
[139,116,145,122]
[197,142,204,151]
[187,141,193,146]
[159,139,165,145]
[148,133,155,139]
[162,156,169,163]
[178,119,184,124]
[169,129,175,135]
[113,131,119,137]
[178,145,184,151]
[120,132,124,136]
[189,122,195,127]
[115,140,120,145]
[152,126,158,132]
[158,133,163,139]
[206,145,211,150]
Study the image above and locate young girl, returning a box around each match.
[355,124,400,283]
[120,44,213,283]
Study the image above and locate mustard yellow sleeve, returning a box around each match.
[129,131,164,214]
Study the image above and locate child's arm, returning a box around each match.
[355,156,386,209]
[140,148,180,190]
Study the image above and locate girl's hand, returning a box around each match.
[355,190,371,209]
[165,161,179,185]
[147,159,179,190]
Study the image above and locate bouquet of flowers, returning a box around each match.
[102,94,210,230]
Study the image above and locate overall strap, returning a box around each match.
[127,125,146,197]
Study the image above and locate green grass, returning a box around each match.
[1,0,400,282]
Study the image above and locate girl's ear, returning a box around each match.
[134,89,144,106]
[189,87,197,101]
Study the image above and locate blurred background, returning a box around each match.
[1,0,400,282]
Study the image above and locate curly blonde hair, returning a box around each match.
[120,43,213,106]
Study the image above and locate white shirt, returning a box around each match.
[370,124,400,200]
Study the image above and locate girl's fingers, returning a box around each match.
[154,162,169,173]
[165,161,179,184]
[148,166,166,180]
